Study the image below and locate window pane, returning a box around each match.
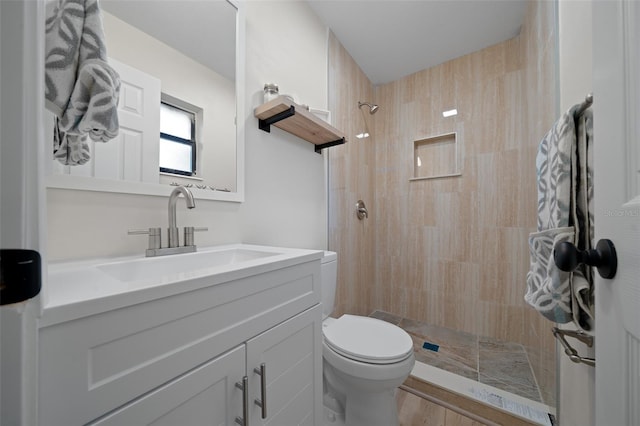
[160,103,193,140]
[159,137,192,173]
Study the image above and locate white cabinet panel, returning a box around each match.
[93,135,120,179]
[121,128,143,181]
[246,305,323,426]
[88,345,245,426]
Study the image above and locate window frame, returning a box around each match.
[159,100,197,177]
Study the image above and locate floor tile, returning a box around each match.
[524,345,557,406]
[400,317,478,373]
[478,337,540,401]
[478,374,542,402]
[369,310,549,405]
[409,332,479,381]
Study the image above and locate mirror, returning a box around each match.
[46,0,245,202]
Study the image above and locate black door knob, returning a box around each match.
[554,239,617,279]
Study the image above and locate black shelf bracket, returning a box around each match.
[258,105,295,132]
[315,138,346,154]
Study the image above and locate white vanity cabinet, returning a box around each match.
[38,256,323,426]
[88,306,322,426]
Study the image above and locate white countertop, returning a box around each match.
[42,244,323,327]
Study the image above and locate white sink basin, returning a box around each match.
[97,247,279,283]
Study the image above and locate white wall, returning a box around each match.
[557,1,595,425]
[47,0,328,261]
[238,0,328,249]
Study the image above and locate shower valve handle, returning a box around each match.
[356,200,368,220]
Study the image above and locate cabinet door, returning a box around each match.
[246,304,323,426]
[88,345,245,426]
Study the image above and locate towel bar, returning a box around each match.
[575,93,593,117]
[552,327,595,367]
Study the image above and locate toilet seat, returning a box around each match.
[323,315,413,364]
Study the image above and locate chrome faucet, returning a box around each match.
[168,186,195,248]
[128,185,207,257]
[129,186,208,257]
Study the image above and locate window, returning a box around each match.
[159,101,196,176]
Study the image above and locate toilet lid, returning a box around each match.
[323,315,414,364]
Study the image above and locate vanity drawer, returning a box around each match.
[38,260,319,426]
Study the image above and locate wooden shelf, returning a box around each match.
[254,96,346,153]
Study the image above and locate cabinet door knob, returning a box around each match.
[554,239,618,279]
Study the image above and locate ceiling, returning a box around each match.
[100,0,528,87]
[306,0,528,85]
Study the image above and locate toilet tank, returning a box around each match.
[321,251,338,319]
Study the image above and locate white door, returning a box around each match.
[60,58,161,183]
[97,58,161,183]
[0,1,45,425]
[593,1,640,425]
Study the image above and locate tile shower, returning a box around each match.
[328,0,557,410]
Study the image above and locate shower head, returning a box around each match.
[358,101,379,114]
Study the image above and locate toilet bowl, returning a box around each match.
[321,252,415,426]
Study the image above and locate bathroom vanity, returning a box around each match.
[38,244,324,426]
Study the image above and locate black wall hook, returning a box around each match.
[554,239,618,279]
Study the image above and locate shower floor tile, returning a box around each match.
[369,310,546,404]
[400,318,479,381]
[478,337,541,401]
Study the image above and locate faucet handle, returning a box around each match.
[184,227,208,247]
[128,227,162,249]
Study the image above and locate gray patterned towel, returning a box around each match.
[525,105,594,331]
[45,0,120,166]
[572,108,595,330]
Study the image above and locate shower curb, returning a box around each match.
[401,376,545,426]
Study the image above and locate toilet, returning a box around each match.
[321,251,415,426]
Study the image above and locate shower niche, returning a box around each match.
[411,132,461,180]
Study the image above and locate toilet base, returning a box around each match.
[322,389,399,426]
[323,404,345,426]
[348,389,399,426]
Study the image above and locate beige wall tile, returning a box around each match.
[328,0,558,398]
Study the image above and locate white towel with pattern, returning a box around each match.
[45,0,120,165]
[525,104,594,331]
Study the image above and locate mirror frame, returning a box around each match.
[46,0,245,203]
